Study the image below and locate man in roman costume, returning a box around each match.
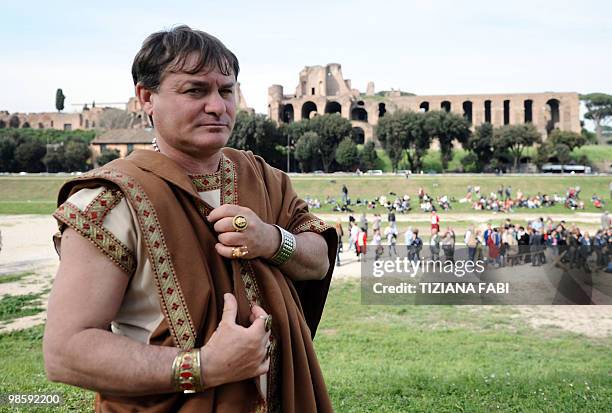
[43,25,336,413]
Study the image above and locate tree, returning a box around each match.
[0,136,17,171]
[14,140,46,172]
[493,124,542,171]
[97,148,121,166]
[335,137,359,170]
[63,140,91,171]
[307,114,352,172]
[376,112,407,171]
[423,111,471,170]
[294,131,319,172]
[360,141,379,170]
[55,88,65,112]
[464,123,494,171]
[228,111,284,168]
[581,93,612,145]
[43,146,65,173]
[376,111,431,172]
[547,129,586,151]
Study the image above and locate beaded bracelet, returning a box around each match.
[172,349,203,393]
[269,225,296,266]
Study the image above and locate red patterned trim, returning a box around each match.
[292,217,333,235]
[73,169,197,350]
[220,155,238,206]
[54,202,136,275]
[190,173,221,192]
[84,188,124,224]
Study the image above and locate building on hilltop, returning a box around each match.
[0,83,252,132]
[267,63,581,144]
[90,128,155,165]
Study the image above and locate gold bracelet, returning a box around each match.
[172,349,203,393]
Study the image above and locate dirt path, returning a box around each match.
[0,215,58,333]
[0,215,610,338]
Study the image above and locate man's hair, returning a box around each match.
[132,25,239,90]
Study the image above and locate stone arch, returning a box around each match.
[484,100,492,123]
[325,101,342,114]
[302,101,318,119]
[9,115,20,128]
[0,120,6,128]
[282,104,294,123]
[545,99,560,135]
[22,121,31,128]
[524,99,533,123]
[351,107,368,121]
[462,101,473,124]
[38,122,44,129]
[441,101,451,113]
[378,103,386,118]
[352,127,365,144]
[419,101,429,112]
[503,100,510,125]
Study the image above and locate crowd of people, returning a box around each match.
[324,183,609,216]
[463,185,596,212]
[334,209,612,274]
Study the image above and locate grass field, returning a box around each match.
[0,281,610,412]
[374,145,612,173]
[1,174,610,215]
[291,174,610,214]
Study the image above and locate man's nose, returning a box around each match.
[204,90,227,117]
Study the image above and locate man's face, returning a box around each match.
[145,56,237,157]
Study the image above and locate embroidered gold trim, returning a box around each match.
[191,155,274,411]
[54,202,136,275]
[84,187,124,223]
[71,169,197,349]
[292,217,333,235]
[190,173,221,192]
[221,155,238,206]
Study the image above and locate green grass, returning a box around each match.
[315,281,612,412]
[0,173,609,215]
[0,271,34,284]
[0,293,44,322]
[292,175,611,214]
[374,145,612,173]
[0,326,94,411]
[1,282,609,411]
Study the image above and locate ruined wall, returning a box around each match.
[269,63,582,145]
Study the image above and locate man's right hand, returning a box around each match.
[200,293,271,388]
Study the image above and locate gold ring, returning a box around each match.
[264,315,272,332]
[257,314,273,332]
[232,215,248,232]
[231,246,248,259]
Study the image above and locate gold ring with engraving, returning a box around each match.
[231,245,248,259]
[232,215,248,232]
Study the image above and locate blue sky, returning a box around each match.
[2,0,611,117]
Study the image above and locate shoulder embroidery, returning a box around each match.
[54,202,136,275]
[84,187,124,223]
[70,169,197,350]
[292,218,333,234]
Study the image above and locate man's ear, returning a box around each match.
[135,83,154,116]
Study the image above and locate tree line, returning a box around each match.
[0,108,598,173]
[0,129,94,172]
